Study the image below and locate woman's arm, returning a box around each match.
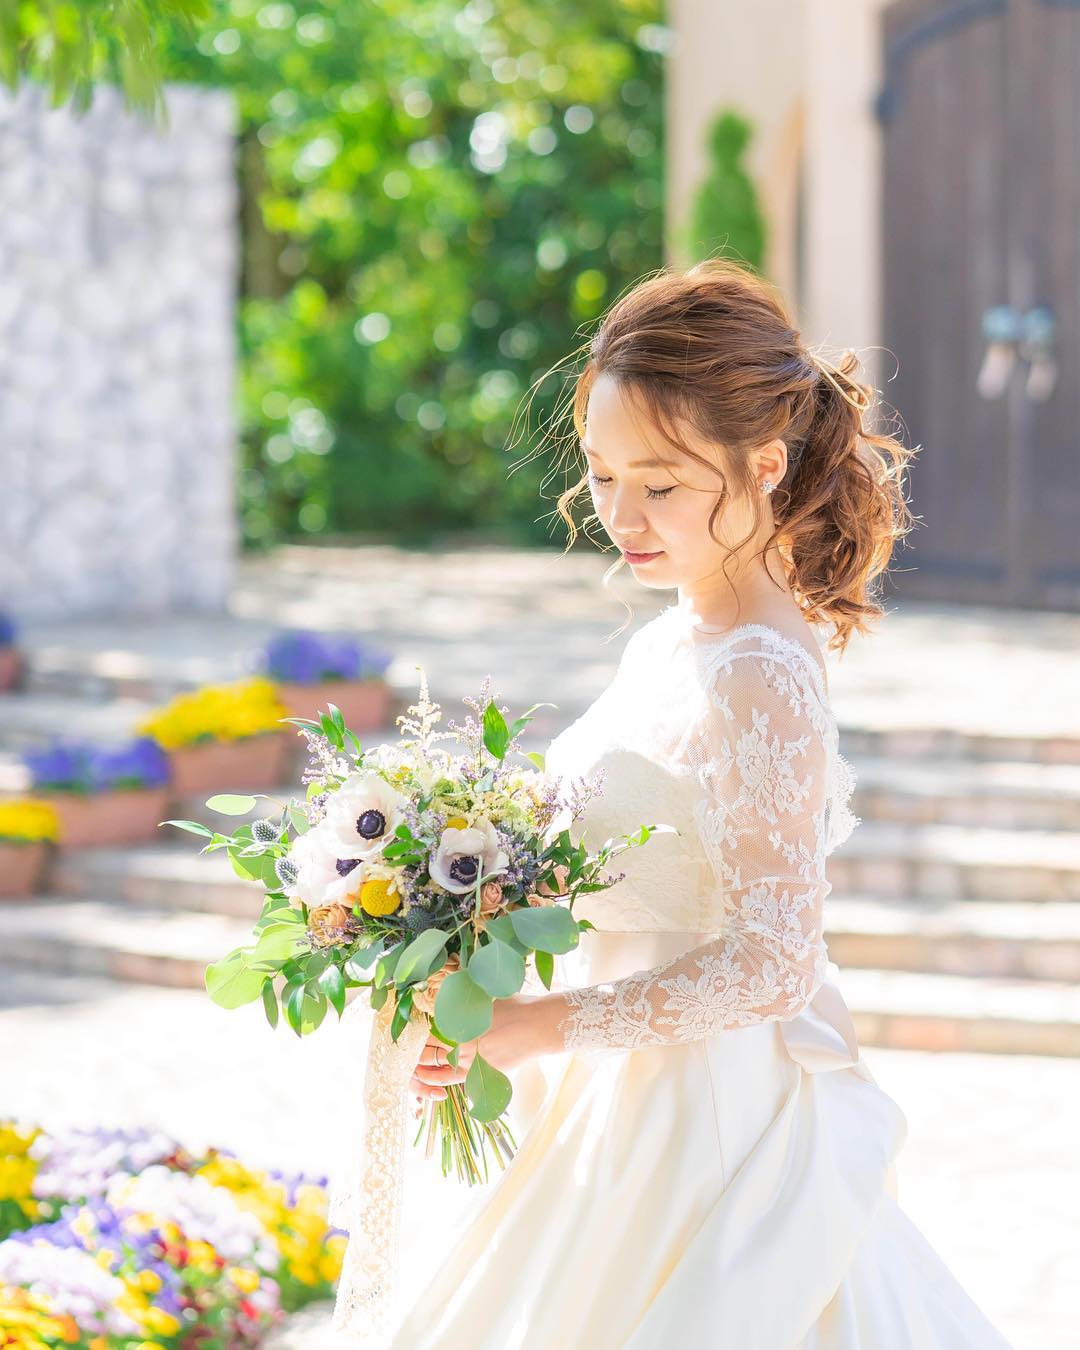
[536,646,833,1054]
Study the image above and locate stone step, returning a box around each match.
[0,898,251,988]
[2,895,1077,1057]
[825,896,1080,982]
[829,820,1080,903]
[850,756,1080,832]
[838,967,1080,1057]
[49,844,265,919]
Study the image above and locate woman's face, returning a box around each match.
[582,372,772,591]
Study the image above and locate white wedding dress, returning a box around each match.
[366,603,1015,1348]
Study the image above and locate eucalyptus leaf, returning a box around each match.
[509,904,580,955]
[465,1052,513,1123]
[433,970,493,1043]
[467,939,525,999]
[206,794,258,816]
[393,928,450,986]
[205,949,265,1010]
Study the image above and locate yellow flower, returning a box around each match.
[228,1266,261,1294]
[142,1306,181,1337]
[0,801,59,844]
[137,677,288,750]
[445,815,469,829]
[358,878,401,916]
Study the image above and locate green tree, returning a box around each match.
[684,108,765,273]
[161,0,666,547]
[0,0,207,113]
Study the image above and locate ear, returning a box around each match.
[753,438,788,489]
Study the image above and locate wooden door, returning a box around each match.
[878,0,1080,608]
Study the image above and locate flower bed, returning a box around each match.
[262,631,392,735]
[0,612,21,693]
[0,1121,343,1348]
[137,679,292,798]
[0,801,58,898]
[22,739,172,849]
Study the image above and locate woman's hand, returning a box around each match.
[409,992,553,1115]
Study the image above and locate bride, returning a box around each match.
[377,259,1015,1346]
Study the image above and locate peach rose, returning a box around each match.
[537,863,570,897]
[308,902,353,947]
[412,952,461,1016]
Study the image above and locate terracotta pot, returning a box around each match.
[167,733,291,798]
[0,646,22,692]
[38,785,173,849]
[277,679,391,735]
[0,840,48,896]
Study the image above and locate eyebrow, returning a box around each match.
[581,443,672,470]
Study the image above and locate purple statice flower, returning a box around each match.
[30,1125,180,1201]
[23,737,170,794]
[262,629,392,685]
[0,612,15,645]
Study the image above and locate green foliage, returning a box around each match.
[0,0,209,115]
[684,108,766,273]
[159,0,665,547]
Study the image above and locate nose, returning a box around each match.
[607,486,647,536]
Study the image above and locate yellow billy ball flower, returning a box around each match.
[358,878,401,916]
[445,815,469,829]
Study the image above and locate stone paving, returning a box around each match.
[0,968,1075,1350]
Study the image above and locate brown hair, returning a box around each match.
[521,258,917,655]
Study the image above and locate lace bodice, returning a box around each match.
[544,605,860,1053]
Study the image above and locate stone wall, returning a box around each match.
[0,83,238,620]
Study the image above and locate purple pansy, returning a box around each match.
[261,629,392,685]
[23,736,171,793]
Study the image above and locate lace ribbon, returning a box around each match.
[329,990,431,1345]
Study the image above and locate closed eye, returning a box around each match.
[587,472,675,501]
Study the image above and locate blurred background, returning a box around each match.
[1,2,1078,1346]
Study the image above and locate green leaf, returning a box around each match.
[467,939,525,999]
[229,849,282,889]
[206,794,258,815]
[205,949,265,1010]
[508,904,580,954]
[289,805,310,835]
[251,918,307,963]
[534,949,554,990]
[479,913,530,955]
[393,928,450,986]
[261,978,279,1029]
[344,941,385,980]
[464,1051,513,1123]
[319,963,346,1017]
[433,969,494,1043]
[481,700,510,761]
[160,819,214,839]
[370,983,389,1011]
[391,986,415,1040]
[374,941,405,988]
[524,751,546,771]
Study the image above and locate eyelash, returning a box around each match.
[587,472,675,501]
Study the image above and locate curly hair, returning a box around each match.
[517,257,918,655]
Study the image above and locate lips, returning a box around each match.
[622,548,663,563]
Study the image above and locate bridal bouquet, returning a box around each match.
[164,671,671,1187]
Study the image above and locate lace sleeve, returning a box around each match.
[553,646,832,1052]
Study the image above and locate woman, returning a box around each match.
[396,259,1014,1347]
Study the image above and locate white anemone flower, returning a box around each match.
[319,770,411,863]
[429,815,509,895]
[285,824,369,907]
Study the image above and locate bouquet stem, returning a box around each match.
[413,1085,518,1185]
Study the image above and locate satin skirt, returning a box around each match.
[388,931,1015,1349]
